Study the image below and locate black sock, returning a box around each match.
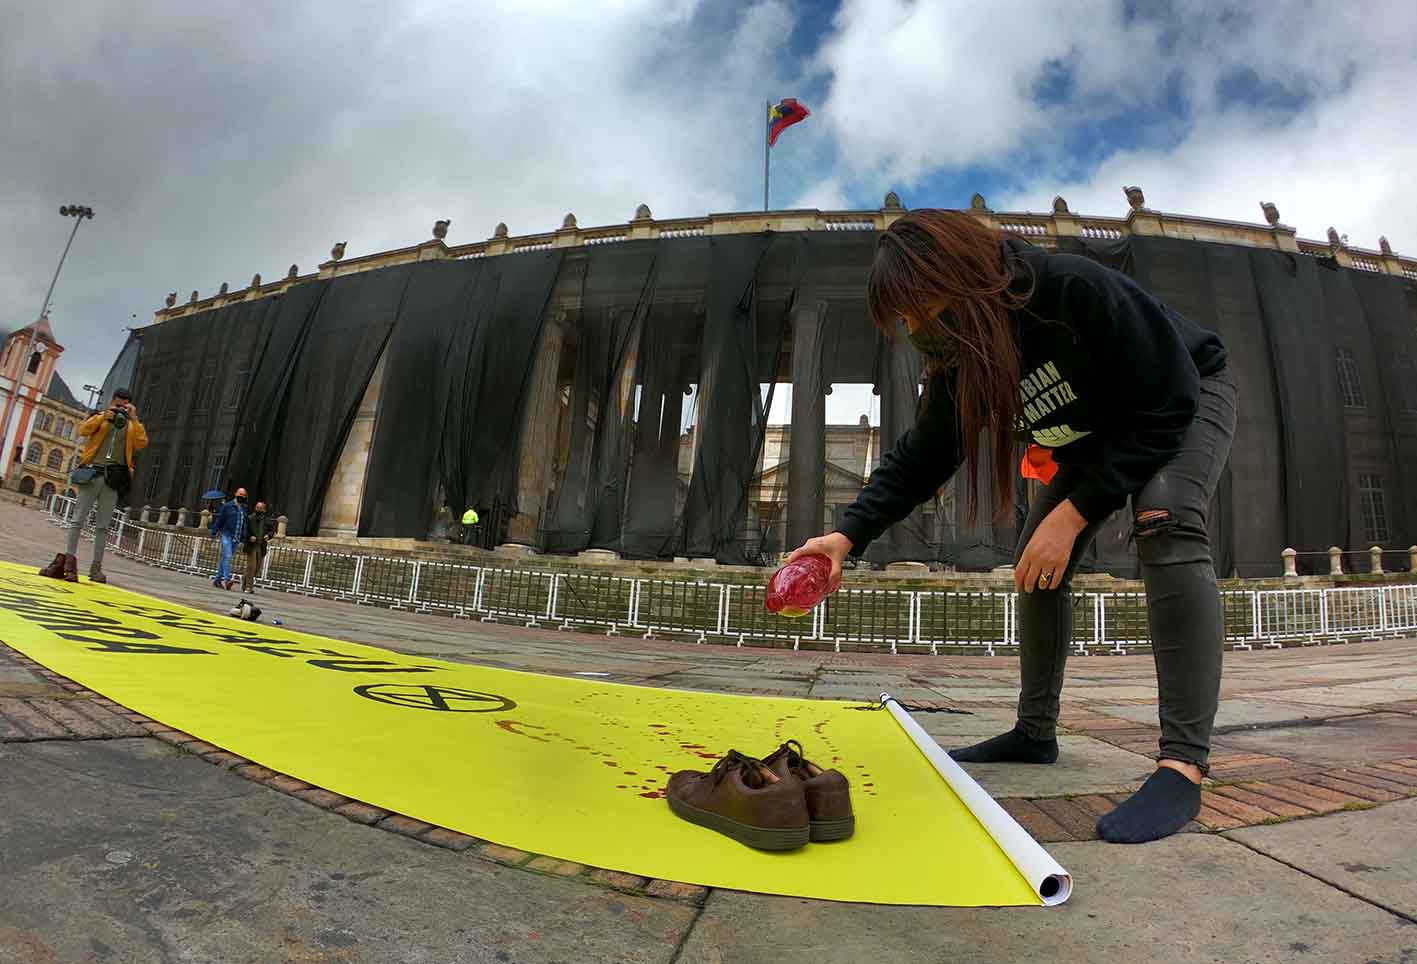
[1097,767,1200,844]
[949,727,1058,765]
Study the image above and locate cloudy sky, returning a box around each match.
[3,0,1414,400]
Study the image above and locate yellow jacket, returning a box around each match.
[77,411,149,472]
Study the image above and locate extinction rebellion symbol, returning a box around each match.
[353,683,516,713]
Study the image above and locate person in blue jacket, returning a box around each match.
[789,210,1236,845]
[209,487,249,590]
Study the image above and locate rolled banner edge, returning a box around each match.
[879,691,1073,906]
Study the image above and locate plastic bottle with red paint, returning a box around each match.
[765,553,838,618]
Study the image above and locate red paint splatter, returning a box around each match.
[695,752,719,760]
[679,743,706,750]
[640,791,664,799]
[617,785,627,789]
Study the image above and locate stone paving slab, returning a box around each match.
[0,738,694,964]
[678,835,1416,964]
[1227,796,1417,920]
[955,735,1154,798]
[1101,697,1367,729]
[1210,712,1417,767]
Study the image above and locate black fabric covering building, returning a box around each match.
[122,230,1417,574]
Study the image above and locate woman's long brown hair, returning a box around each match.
[867,209,1032,521]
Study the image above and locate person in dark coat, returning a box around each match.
[242,500,271,593]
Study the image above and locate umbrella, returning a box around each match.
[201,489,225,501]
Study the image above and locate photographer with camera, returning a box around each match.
[39,388,147,584]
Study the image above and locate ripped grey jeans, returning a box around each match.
[1014,369,1238,771]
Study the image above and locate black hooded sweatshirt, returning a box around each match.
[836,239,1227,554]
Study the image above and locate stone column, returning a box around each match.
[199,508,211,530]
[276,515,288,538]
[1281,547,1297,578]
[1409,546,1417,574]
[1328,546,1343,576]
[158,506,169,527]
[503,312,566,548]
[175,507,189,528]
[786,301,827,552]
[1370,546,1385,575]
[140,504,151,523]
[318,352,386,539]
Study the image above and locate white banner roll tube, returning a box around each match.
[881,691,1072,906]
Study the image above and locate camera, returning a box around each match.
[111,406,128,430]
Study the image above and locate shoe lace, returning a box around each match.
[762,739,805,771]
[709,750,766,789]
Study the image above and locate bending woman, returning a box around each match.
[789,210,1235,844]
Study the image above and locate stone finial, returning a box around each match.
[1371,545,1385,575]
[1328,546,1343,576]
[164,292,177,308]
[288,264,299,279]
[561,212,577,230]
[174,507,189,528]
[1409,545,1417,574]
[1380,236,1393,256]
[330,241,347,261]
[1124,185,1146,211]
[198,507,211,530]
[883,191,902,210]
[250,273,261,288]
[1326,226,1342,247]
[1052,196,1070,214]
[1281,547,1298,578]
[633,203,652,221]
[493,222,508,239]
[218,282,229,295]
[189,290,199,303]
[1260,201,1281,226]
[432,219,450,240]
[276,514,289,538]
[969,192,988,212]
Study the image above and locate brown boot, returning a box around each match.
[88,561,107,584]
[666,750,809,851]
[38,553,67,579]
[62,555,79,583]
[763,740,855,842]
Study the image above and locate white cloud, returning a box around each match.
[995,3,1417,250]
[814,0,1159,183]
[0,0,802,388]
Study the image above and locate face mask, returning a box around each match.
[905,315,961,366]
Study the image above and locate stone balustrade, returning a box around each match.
[151,191,1417,323]
[1281,545,1417,576]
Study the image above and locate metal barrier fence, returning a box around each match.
[45,497,1417,654]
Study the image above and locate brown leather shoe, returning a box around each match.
[666,750,809,851]
[38,553,67,579]
[88,562,107,584]
[763,740,855,842]
[62,555,78,583]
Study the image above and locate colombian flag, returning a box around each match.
[768,98,811,147]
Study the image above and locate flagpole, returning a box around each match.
[763,99,770,212]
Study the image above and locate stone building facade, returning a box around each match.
[142,192,1417,567]
[0,318,83,501]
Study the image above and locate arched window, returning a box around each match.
[46,448,63,471]
[36,412,49,433]
[27,351,41,374]
[39,481,55,500]
[24,442,43,464]
[18,476,35,495]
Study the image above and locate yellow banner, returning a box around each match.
[0,562,1037,906]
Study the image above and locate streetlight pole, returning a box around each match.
[0,204,94,482]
